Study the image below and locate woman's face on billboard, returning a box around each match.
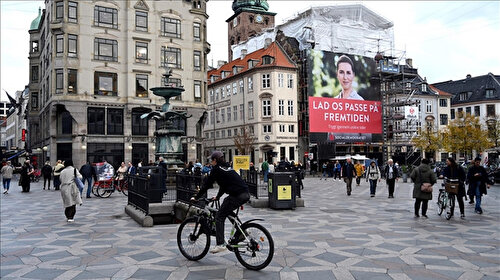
[337,62,354,92]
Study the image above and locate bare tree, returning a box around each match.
[233,126,256,155]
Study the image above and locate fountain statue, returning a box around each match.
[141,67,191,166]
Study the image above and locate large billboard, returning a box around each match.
[307,50,382,143]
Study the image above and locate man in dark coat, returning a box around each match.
[80,161,96,198]
[41,161,53,190]
[341,158,356,196]
[467,157,492,214]
[384,159,400,198]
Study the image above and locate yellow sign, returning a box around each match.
[268,179,273,193]
[277,185,292,200]
[233,155,250,171]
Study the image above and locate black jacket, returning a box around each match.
[195,163,249,200]
[80,163,96,179]
[41,164,52,177]
[341,162,356,178]
[443,165,466,197]
[467,165,490,195]
[384,164,400,180]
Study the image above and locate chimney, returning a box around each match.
[264,38,272,48]
[241,49,247,60]
[217,60,227,69]
[466,74,471,79]
[406,58,413,67]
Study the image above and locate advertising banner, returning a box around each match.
[307,50,382,142]
[233,155,250,171]
[405,106,418,119]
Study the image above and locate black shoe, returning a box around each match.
[422,214,428,218]
[414,214,420,218]
[469,200,474,204]
[86,196,91,198]
[347,192,351,196]
[460,214,465,219]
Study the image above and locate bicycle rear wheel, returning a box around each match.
[97,183,113,198]
[177,217,210,261]
[121,181,128,196]
[92,183,100,197]
[437,191,445,216]
[233,223,274,271]
[445,194,455,220]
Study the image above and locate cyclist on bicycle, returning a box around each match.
[192,151,250,254]
[443,157,466,218]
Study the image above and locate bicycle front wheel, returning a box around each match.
[446,194,455,220]
[234,222,274,271]
[97,183,113,198]
[437,192,445,216]
[92,184,100,197]
[177,217,210,261]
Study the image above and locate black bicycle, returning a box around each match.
[177,197,274,270]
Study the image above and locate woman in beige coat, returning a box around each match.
[60,160,83,222]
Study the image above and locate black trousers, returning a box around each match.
[414,198,428,215]
[387,179,396,196]
[344,177,353,194]
[356,176,361,185]
[65,205,76,219]
[44,177,51,189]
[451,194,465,215]
[215,192,250,245]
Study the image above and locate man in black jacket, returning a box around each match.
[192,151,250,254]
[384,159,400,198]
[341,158,356,196]
[467,157,492,214]
[80,161,96,198]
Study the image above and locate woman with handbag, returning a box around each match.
[410,158,437,218]
[59,160,83,222]
[443,157,466,218]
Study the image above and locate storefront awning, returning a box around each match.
[7,150,26,160]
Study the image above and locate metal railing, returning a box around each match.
[127,174,151,214]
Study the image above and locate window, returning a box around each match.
[288,100,294,116]
[31,92,38,109]
[439,99,447,107]
[262,99,271,117]
[459,92,468,101]
[450,109,455,120]
[94,72,117,96]
[220,108,225,123]
[240,104,244,120]
[31,66,39,82]
[248,101,254,119]
[233,82,237,95]
[262,74,270,88]
[248,60,258,69]
[263,124,272,133]
[249,125,254,135]
[193,51,202,71]
[233,105,238,121]
[278,100,284,115]
[465,107,471,115]
[55,69,63,93]
[486,89,496,98]
[262,55,274,65]
[94,6,118,29]
[68,2,77,23]
[136,74,148,97]
[211,132,215,139]
[194,80,201,102]
[209,111,214,125]
[56,34,64,55]
[426,100,432,113]
[216,131,220,138]
[193,22,201,41]
[278,73,284,87]
[239,80,244,94]
[421,83,427,92]
[288,125,294,133]
[234,128,238,136]
[439,114,448,125]
[161,46,181,68]
[208,90,213,103]
[486,105,495,117]
[68,69,77,94]
[457,108,463,118]
[474,106,480,116]
[287,74,294,88]
[68,34,77,57]
[227,129,232,137]
[226,85,231,97]
[107,108,123,135]
[132,109,149,135]
[227,107,231,122]
[248,77,253,91]
[161,17,181,38]
[279,125,285,132]
[216,109,220,123]
[215,88,220,100]
[88,107,105,134]
[55,1,63,20]
[94,38,118,62]
[135,11,148,31]
[221,130,225,138]
[135,41,148,63]
[61,112,73,135]
[31,41,39,53]
[163,77,181,87]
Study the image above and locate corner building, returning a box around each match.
[205,41,298,165]
[27,0,209,168]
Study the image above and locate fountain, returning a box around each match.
[141,68,191,166]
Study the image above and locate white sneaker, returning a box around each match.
[210,245,227,254]
[3,190,7,194]
[67,219,74,223]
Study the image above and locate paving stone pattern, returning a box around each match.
[1,177,499,279]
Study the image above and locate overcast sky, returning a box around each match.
[1,1,499,101]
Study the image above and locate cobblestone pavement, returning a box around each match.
[1,177,499,280]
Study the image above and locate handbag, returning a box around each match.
[74,169,84,192]
[419,168,433,193]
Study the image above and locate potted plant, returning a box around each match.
[401,165,409,183]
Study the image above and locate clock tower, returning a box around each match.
[226,0,276,61]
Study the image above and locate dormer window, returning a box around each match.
[210,75,219,83]
[421,83,427,92]
[221,71,230,79]
[459,92,468,101]
[262,55,274,65]
[247,59,258,69]
[486,89,496,98]
[232,65,243,74]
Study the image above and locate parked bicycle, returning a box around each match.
[436,178,459,220]
[177,197,274,270]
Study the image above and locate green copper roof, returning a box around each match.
[232,0,269,13]
[30,7,42,30]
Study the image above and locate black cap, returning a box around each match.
[210,151,223,161]
[474,157,481,162]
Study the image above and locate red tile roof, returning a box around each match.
[207,42,296,85]
[429,85,452,96]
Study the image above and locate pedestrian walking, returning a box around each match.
[443,157,466,218]
[384,159,400,198]
[366,161,381,197]
[354,160,364,186]
[41,161,52,190]
[1,161,14,194]
[261,160,269,183]
[60,160,83,222]
[321,162,328,180]
[410,158,437,218]
[80,161,96,198]
[341,158,356,196]
[334,161,341,181]
[53,160,64,190]
[20,160,34,192]
[466,157,492,214]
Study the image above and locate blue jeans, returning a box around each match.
[3,178,11,190]
[369,179,377,195]
[84,177,93,197]
[474,181,482,212]
[263,170,269,182]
